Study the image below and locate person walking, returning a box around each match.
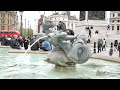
[102,38,106,51]
[118,43,120,57]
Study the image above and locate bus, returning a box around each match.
[0,30,20,37]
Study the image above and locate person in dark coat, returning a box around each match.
[88,28,91,38]
[10,35,21,49]
[1,36,5,45]
[18,36,23,47]
[109,46,113,56]
[118,43,120,57]
[111,42,113,47]
[23,37,29,50]
[97,39,101,53]
[114,40,118,51]
[30,36,39,51]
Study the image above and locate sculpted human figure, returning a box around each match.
[37,21,92,67]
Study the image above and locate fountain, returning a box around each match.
[35,20,92,69]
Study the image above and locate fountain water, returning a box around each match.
[9,20,91,78]
[9,36,48,79]
[25,36,48,54]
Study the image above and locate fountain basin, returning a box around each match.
[8,49,48,54]
[1,48,120,79]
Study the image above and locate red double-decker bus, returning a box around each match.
[0,30,20,37]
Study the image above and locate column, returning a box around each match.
[105,11,107,22]
[85,11,88,23]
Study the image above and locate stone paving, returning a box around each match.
[89,45,120,63]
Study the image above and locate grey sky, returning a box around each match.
[18,11,110,30]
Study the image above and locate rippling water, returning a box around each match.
[0,48,120,79]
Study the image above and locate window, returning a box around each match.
[1,20,2,23]
[1,20,5,24]
[8,26,9,30]
[112,26,114,30]
[118,13,120,17]
[55,18,56,20]
[1,13,2,17]
[117,26,119,30]
[1,26,5,30]
[3,26,4,30]
[112,20,114,23]
[1,13,5,18]
[113,14,115,17]
[118,20,120,22]
[10,20,11,24]
[8,20,9,24]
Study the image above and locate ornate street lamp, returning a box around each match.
[19,11,23,36]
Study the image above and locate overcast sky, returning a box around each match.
[18,11,110,30]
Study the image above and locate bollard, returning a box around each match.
[93,42,96,53]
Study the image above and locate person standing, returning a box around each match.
[102,38,106,51]
[88,28,91,38]
[118,43,120,57]
[98,39,103,52]
[23,37,29,50]
[97,39,101,53]
[93,42,96,53]
[114,40,118,51]
[109,46,113,56]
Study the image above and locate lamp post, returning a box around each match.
[19,11,23,36]
[28,20,29,38]
[25,18,26,35]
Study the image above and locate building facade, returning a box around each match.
[44,11,79,31]
[74,11,108,36]
[0,11,18,31]
[109,11,120,31]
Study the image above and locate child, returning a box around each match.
[109,46,113,56]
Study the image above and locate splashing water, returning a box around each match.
[9,54,31,79]
[25,36,48,54]
[9,36,48,79]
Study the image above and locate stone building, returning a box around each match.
[109,11,120,32]
[0,11,18,31]
[44,11,79,31]
[74,11,108,36]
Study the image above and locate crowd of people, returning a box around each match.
[109,40,120,57]
[0,35,52,51]
[93,38,120,57]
